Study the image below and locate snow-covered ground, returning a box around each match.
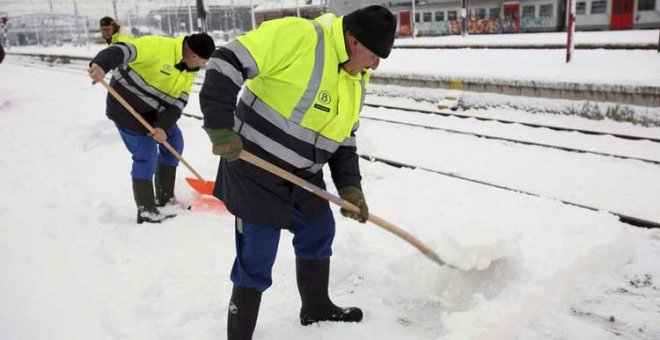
[1,29,659,339]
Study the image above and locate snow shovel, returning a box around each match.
[98,79,215,196]
[238,150,450,268]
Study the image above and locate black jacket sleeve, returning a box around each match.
[328,132,362,190]
[199,47,247,130]
[90,43,130,73]
[155,105,182,134]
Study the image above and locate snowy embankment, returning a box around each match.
[394,29,660,47]
[0,58,651,339]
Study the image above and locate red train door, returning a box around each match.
[398,11,412,36]
[502,2,520,32]
[610,0,634,30]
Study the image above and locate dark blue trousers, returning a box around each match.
[117,125,184,180]
[231,208,335,292]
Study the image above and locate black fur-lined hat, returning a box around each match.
[343,5,397,58]
[99,16,114,27]
[185,33,215,59]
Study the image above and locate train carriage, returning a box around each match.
[392,0,660,36]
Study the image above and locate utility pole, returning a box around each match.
[461,0,469,37]
[296,0,301,17]
[167,13,172,36]
[566,0,576,63]
[411,0,416,39]
[112,0,118,21]
[197,0,208,33]
[250,0,256,30]
[135,2,140,37]
[73,0,80,44]
[49,0,54,44]
[188,0,194,33]
[231,0,236,36]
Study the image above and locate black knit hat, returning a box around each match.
[99,16,114,27]
[343,5,397,59]
[185,33,215,59]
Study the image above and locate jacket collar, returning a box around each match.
[174,35,186,64]
[314,13,349,65]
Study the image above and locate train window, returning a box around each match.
[435,11,445,21]
[423,12,432,22]
[539,4,553,17]
[638,0,656,11]
[448,10,458,21]
[591,0,607,14]
[489,7,500,19]
[476,8,487,19]
[576,2,587,14]
[522,5,536,18]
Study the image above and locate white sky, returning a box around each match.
[1,30,659,339]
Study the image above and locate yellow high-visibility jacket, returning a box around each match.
[107,28,134,45]
[92,35,198,134]
[200,13,369,226]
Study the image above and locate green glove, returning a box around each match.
[204,128,243,162]
[338,186,369,223]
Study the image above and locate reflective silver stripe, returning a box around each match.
[235,116,323,172]
[359,77,366,113]
[352,121,360,132]
[242,90,316,144]
[226,40,259,78]
[290,21,325,124]
[341,136,356,147]
[112,43,137,63]
[116,77,164,112]
[315,135,341,153]
[122,67,185,111]
[241,90,341,153]
[207,57,245,87]
[180,92,189,103]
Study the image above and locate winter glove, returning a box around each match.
[338,186,369,223]
[205,128,243,161]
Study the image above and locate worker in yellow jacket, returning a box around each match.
[200,5,396,339]
[99,16,134,45]
[88,33,215,223]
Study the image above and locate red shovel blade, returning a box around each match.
[185,177,215,196]
[189,195,227,212]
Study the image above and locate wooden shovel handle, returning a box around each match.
[239,150,447,266]
[99,79,208,183]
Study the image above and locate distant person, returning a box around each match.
[87,33,215,223]
[99,16,133,45]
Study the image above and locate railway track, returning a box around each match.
[363,102,660,144]
[9,53,660,163]
[7,53,660,229]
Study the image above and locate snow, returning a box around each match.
[394,29,660,47]
[1,29,659,339]
[377,48,660,87]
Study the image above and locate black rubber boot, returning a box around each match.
[296,258,363,326]
[132,178,176,224]
[227,285,262,340]
[155,164,177,207]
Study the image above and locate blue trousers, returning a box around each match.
[231,208,335,292]
[117,125,184,180]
